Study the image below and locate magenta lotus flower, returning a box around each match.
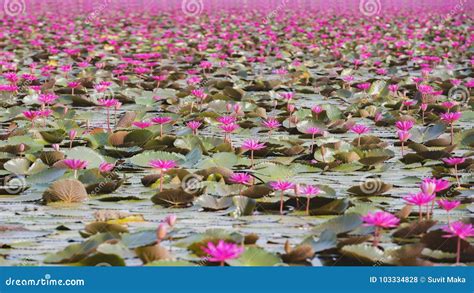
[397,130,411,156]
[362,211,400,247]
[441,101,457,112]
[301,185,320,215]
[186,121,202,135]
[230,173,252,185]
[99,162,115,173]
[230,172,252,194]
[280,92,295,102]
[98,98,119,108]
[350,124,370,146]
[437,199,461,225]
[63,159,88,179]
[38,93,58,107]
[443,157,466,187]
[132,121,152,129]
[151,116,173,138]
[442,222,474,264]
[395,120,414,131]
[311,105,323,119]
[261,118,281,135]
[68,129,77,149]
[270,180,295,215]
[219,123,239,145]
[242,139,266,168]
[217,116,237,125]
[401,99,417,111]
[440,112,462,145]
[149,160,177,192]
[356,82,371,91]
[202,240,244,266]
[23,110,39,127]
[98,98,119,132]
[404,192,435,222]
[388,84,399,93]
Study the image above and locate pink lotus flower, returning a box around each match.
[442,221,474,264]
[443,157,466,166]
[271,180,295,215]
[418,84,433,95]
[440,112,462,145]
[388,84,399,93]
[401,99,417,110]
[302,185,320,215]
[98,98,119,132]
[311,105,323,116]
[191,89,208,100]
[397,130,411,156]
[280,92,295,102]
[437,199,460,213]
[441,101,457,111]
[261,118,281,133]
[217,116,237,125]
[219,123,239,145]
[230,173,252,185]
[242,139,265,168]
[149,160,176,172]
[151,116,173,137]
[351,124,370,146]
[440,112,462,124]
[202,240,244,266]
[442,157,466,187]
[362,211,400,229]
[422,178,450,193]
[149,160,177,191]
[186,121,202,135]
[63,159,88,179]
[99,162,115,173]
[350,124,370,135]
[404,192,435,221]
[98,98,119,108]
[38,93,58,106]
[132,121,152,129]
[241,139,266,151]
[63,159,88,170]
[395,120,414,131]
[23,110,38,126]
[362,211,400,247]
[357,83,371,91]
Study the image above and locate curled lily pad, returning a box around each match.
[79,222,128,238]
[227,247,282,266]
[151,188,195,207]
[195,194,233,211]
[43,179,88,203]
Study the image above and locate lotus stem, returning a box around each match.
[454,164,460,187]
[373,227,380,247]
[280,191,284,215]
[456,237,461,265]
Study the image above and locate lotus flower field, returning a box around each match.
[0,0,473,267]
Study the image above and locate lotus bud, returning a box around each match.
[52,144,60,151]
[164,214,177,227]
[156,223,167,241]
